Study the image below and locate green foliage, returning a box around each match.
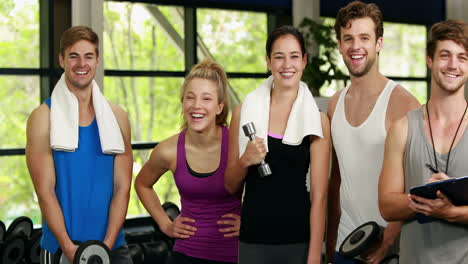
[229,78,265,102]
[0,0,40,225]
[380,22,427,78]
[103,3,184,71]
[197,9,267,73]
[299,18,346,96]
[0,0,39,68]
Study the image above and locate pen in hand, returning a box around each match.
[425,163,439,174]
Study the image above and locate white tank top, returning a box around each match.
[331,80,396,250]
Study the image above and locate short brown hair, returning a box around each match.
[60,26,99,57]
[427,20,468,59]
[180,59,230,129]
[334,1,383,41]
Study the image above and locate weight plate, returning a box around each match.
[27,229,43,264]
[339,221,381,258]
[162,202,180,221]
[53,248,70,264]
[53,240,81,264]
[1,236,26,264]
[5,216,33,240]
[128,244,143,264]
[141,241,170,264]
[73,240,110,264]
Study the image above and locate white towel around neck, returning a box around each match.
[50,74,125,154]
[238,76,323,191]
[239,75,323,155]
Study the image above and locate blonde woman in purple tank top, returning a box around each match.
[135,59,242,264]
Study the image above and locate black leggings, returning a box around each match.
[167,251,237,264]
[238,242,308,264]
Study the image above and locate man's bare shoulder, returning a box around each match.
[392,114,409,131]
[327,89,345,120]
[27,103,51,150]
[389,85,421,113]
[28,103,50,129]
[108,102,129,122]
[388,114,410,145]
[386,84,420,125]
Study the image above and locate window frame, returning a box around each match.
[0,0,288,157]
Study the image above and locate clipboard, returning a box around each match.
[409,176,468,223]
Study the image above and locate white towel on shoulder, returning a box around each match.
[238,76,323,191]
[239,75,323,155]
[50,74,125,154]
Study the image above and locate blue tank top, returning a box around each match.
[41,98,125,253]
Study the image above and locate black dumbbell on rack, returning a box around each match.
[0,216,43,264]
[27,228,43,264]
[124,203,181,264]
[1,216,33,264]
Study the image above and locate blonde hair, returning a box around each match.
[180,59,229,129]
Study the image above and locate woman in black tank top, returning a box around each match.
[225,26,331,264]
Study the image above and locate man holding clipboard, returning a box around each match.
[379,20,468,263]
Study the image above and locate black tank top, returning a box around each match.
[240,136,311,244]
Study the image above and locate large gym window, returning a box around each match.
[103,1,272,217]
[0,0,279,224]
[103,3,185,72]
[0,0,40,225]
[196,8,267,73]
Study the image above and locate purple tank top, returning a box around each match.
[174,126,241,263]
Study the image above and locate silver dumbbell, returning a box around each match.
[242,122,272,177]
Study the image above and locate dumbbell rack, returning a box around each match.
[123,202,180,264]
[0,216,42,264]
[0,202,180,264]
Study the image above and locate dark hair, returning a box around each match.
[180,59,229,128]
[266,25,306,58]
[60,26,99,57]
[334,1,383,41]
[427,20,468,59]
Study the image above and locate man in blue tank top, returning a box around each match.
[326,2,420,263]
[380,20,468,264]
[26,26,133,264]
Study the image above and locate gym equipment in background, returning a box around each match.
[53,240,111,264]
[339,221,399,264]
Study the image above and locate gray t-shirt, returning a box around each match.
[401,107,468,263]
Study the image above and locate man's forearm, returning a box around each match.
[104,187,130,249]
[380,193,415,221]
[37,190,74,251]
[381,221,402,250]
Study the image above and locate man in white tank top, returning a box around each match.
[379,20,468,264]
[325,2,420,263]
